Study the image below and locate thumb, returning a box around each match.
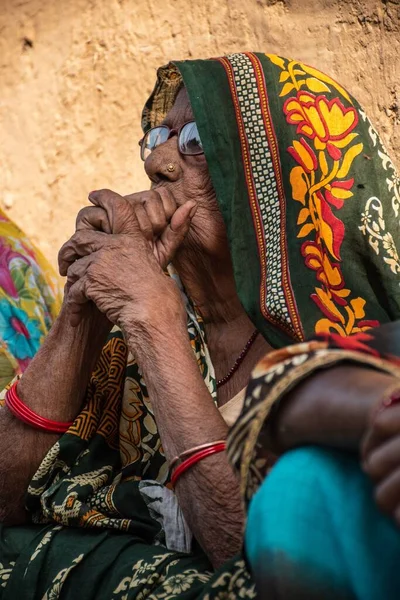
[157,201,197,267]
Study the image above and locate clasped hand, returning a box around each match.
[362,395,400,525]
[58,188,196,327]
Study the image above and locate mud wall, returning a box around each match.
[0,0,399,266]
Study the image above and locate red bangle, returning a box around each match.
[171,442,226,488]
[5,381,73,433]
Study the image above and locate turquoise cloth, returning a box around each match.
[246,448,400,599]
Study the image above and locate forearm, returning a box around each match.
[0,304,110,523]
[126,312,243,568]
[273,365,397,454]
[18,304,109,419]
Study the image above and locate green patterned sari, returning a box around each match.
[1,52,399,598]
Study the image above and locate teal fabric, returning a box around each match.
[246,448,400,599]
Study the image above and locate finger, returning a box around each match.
[361,428,382,464]
[361,405,400,460]
[75,206,112,233]
[157,201,197,267]
[170,201,197,232]
[361,404,400,459]
[66,254,94,286]
[375,467,400,514]
[364,435,400,482]
[64,281,72,296]
[131,203,154,241]
[89,189,140,235]
[67,278,89,327]
[374,404,400,436]
[125,188,177,222]
[58,230,109,276]
[142,195,169,237]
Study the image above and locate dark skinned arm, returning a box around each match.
[0,305,110,524]
[270,365,397,454]
[124,304,244,570]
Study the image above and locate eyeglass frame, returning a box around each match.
[138,120,204,161]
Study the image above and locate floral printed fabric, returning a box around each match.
[0,208,61,388]
[272,54,396,336]
[0,319,256,599]
[173,52,400,349]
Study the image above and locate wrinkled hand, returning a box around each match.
[362,387,400,524]
[59,189,195,327]
[74,187,195,270]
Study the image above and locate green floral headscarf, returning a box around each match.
[143,52,400,349]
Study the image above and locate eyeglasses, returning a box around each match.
[139,120,203,161]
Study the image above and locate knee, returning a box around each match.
[245,447,355,600]
[250,446,346,513]
[245,447,358,567]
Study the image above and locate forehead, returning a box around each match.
[162,87,194,128]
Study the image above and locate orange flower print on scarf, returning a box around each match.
[284,91,359,160]
[267,54,378,336]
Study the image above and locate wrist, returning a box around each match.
[17,302,111,421]
[121,286,187,351]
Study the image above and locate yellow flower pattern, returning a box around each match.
[267,54,379,336]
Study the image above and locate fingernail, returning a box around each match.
[88,190,97,198]
[189,204,198,217]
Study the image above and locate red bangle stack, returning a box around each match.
[5,381,73,433]
[170,441,227,488]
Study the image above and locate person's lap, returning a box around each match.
[0,522,212,599]
[4,447,400,598]
[246,447,400,600]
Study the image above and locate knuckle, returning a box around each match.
[58,240,73,269]
[71,230,83,244]
[76,207,88,225]
[66,286,77,306]
[88,241,98,255]
[66,263,76,279]
[126,196,141,210]
[145,192,160,206]
[93,188,115,207]
[58,242,67,261]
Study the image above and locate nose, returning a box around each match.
[144,137,181,184]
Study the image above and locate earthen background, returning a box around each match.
[0,0,399,268]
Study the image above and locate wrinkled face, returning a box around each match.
[144,87,229,258]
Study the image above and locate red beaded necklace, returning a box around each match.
[216,330,259,389]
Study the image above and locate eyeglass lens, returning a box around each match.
[179,122,202,154]
[141,121,203,160]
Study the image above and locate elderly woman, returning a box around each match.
[1,52,400,599]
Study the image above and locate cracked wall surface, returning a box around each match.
[0,0,399,266]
